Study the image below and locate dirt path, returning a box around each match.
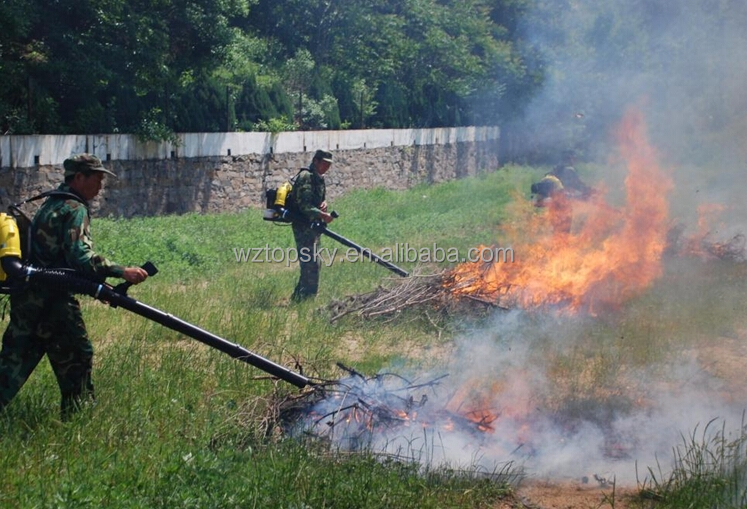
[492,479,641,509]
[518,480,639,508]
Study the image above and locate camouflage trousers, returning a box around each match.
[0,288,94,418]
[291,224,322,301]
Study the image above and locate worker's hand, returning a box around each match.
[320,201,328,213]
[123,267,149,285]
[319,211,335,224]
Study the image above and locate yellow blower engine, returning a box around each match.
[263,181,295,222]
[0,213,22,282]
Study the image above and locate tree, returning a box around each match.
[1,0,544,134]
[0,0,255,135]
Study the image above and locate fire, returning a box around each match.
[284,372,512,450]
[447,108,673,313]
[678,203,745,260]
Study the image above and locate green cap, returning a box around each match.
[63,154,117,178]
[313,149,333,163]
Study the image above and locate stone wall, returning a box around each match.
[0,130,499,218]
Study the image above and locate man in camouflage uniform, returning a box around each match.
[291,149,335,301]
[0,154,149,419]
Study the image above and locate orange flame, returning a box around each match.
[443,378,504,433]
[680,203,732,259]
[447,108,673,313]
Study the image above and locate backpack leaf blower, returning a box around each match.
[0,212,311,389]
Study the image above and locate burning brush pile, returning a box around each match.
[328,108,744,322]
[281,365,493,445]
[278,363,532,468]
[275,357,636,475]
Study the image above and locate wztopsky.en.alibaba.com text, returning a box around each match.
[232,243,514,267]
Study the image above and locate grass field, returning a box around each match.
[1,164,746,508]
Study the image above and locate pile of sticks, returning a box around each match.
[278,364,497,447]
[326,269,503,323]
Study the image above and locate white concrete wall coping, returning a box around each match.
[0,126,499,169]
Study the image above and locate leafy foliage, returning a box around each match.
[135,108,181,145]
[1,0,534,134]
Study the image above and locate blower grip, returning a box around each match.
[113,261,159,296]
[311,211,339,232]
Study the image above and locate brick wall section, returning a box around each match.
[0,141,498,218]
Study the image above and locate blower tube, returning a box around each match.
[0,254,311,389]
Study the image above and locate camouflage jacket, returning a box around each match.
[30,183,125,278]
[293,164,326,222]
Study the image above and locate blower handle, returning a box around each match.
[311,210,339,231]
[113,261,159,296]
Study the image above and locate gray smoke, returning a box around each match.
[299,279,745,486]
[299,1,747,484]
[435,310,746,485]
[510,0,747,245]
[311,307,746,486]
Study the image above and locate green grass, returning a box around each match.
[2,163,746,507]
[639,419,747,508]
[0,166,532,508]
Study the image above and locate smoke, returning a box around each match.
[294,2,747,482]
[340,306,746,487]
[465,16,747,480]
[439,310,746,485]
[294,255,745,487]
[294,307,742,486]
[506,0,747,245]
[511,0,747,163]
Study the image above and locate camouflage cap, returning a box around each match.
[313,149,333,163]
[63,153,117,178]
